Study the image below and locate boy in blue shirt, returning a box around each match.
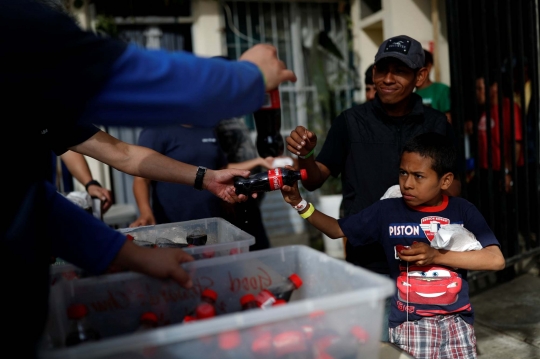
[280,132,505,359]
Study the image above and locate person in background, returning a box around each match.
[287,35,459,342]
[1,0,296,356]
[471,75,523,240]
[128,123,274,231]
[53,151,113,213]
[280,133,504,359]
[364,63,376,102]
[415,49,452,123]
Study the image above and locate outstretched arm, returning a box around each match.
[69,130,251,203]
[60,150,113,213]
[280,173,344,239]
[129,176,156,227]
[226,156,275,171]
[398,242,505,271]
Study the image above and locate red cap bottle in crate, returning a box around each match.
[255,273,303,308]
[64,304,101,347]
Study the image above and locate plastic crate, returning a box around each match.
[41,245,394,359]
[118,217,255,260]
[49,218,255,286]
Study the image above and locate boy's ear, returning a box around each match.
[440,172,454,190]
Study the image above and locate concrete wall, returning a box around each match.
[352,0,450,102]
[191,0,226,57]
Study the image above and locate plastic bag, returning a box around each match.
[380,184,402,200]
[431,224,482,251]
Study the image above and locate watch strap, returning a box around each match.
[194,166,207,190]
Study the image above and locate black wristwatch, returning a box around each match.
[85,179,102,192]
[194,166,207,190]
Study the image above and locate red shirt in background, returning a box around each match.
[477,98,524,170]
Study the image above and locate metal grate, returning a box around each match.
[447,0,540,278]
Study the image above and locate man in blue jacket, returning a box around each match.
[0,0,296,356]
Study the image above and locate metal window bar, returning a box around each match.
[223,1,355,134]
[447,0,540,281]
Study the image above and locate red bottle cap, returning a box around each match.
[195,303,216,319]
[201,289,218,302]
[288,273,303,289]
[218,330,241,350]
[300,169,308,181]
[183,315,196,323]
[140,312,158,323]
[350,325,369,343]
[251,331,273,354]
[240,293,257,306]
[67,304,88,319]
[272,331,307,356]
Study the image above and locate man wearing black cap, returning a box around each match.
[286,35,459,341]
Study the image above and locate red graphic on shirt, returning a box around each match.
[420,216,450,241]
[396,265,462,306]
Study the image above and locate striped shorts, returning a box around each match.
[389,314,477,359]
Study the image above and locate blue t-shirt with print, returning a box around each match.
[138,125,227,224]
[338,196,500,328]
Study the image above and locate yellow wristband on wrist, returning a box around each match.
[299,203,315,219]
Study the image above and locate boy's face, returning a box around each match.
[399,152,453,207]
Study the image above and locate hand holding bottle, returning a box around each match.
[286,126,317,158]
[279,168,304,208]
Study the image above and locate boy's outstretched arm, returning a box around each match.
[280,179,344,239]
[111,240,194,288]
[398,242,505,271]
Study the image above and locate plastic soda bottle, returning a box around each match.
[234,168,308,196]
[65,304,100,346]
[254,89,284,158]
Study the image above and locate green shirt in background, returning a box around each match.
[415,82,451,113]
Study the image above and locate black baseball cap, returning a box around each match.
[374,35,425,69]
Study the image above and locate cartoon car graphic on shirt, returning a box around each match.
[396,265,462,305]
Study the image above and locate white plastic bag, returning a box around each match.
[380,184,402,200]
[431,224,482,251]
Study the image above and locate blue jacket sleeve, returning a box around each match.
[80,44,266,127]
[46,183,126,274]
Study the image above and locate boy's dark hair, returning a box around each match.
[402,133,456,178]
[364,64,374,85]
[424,49,433,67]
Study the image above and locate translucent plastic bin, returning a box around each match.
[49,218,255,286]
[118,217,255,260]
[41,245,394,359]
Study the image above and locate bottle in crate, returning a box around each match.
[255,273,303,308]
[65,304,100,347]
[136,312,159,332]
[240,293,260,311]
[183,289,218,322]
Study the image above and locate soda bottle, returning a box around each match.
[234,168,308,196]
[186,229,207,246]
[253,88,284,158]
[155,237,189,248]
[255,273,303,309]
[240,293,260,311]
[136,312,158,332]
[183,289,218,322]
[65,304,100,347]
